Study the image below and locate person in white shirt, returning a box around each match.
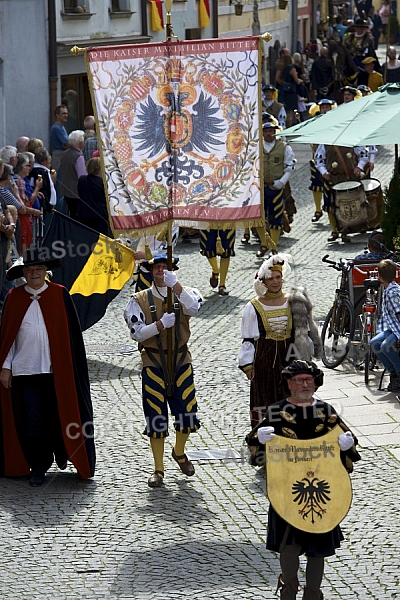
[124,254,203,488]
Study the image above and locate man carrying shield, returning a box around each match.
[247,360,360,600]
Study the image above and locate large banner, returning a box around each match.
[86,38,262,233]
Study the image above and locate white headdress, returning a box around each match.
[254,253,293,296]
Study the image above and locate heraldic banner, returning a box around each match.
[86,38,262,234]
[266,426,353,534]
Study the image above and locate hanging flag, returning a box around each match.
[86,37,263,233]
[199,0,210,27]
[43,212,135,331]
[148,0,164,31]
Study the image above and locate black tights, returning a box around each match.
[280,543,324,591]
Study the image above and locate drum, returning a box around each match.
[361,178,383,229]
[333,181,368,233]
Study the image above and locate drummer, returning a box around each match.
[309,99,336,223]
[314,142,369,243]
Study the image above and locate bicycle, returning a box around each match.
[321,255,356,368]
[356,277,383,385]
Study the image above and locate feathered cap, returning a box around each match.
[357,84,372,94]
[340,85,357,95]
[141,253,179,271]
[253,253,293,296]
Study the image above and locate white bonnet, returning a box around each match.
[253,253,293,296]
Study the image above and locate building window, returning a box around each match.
[63,0,89,13]
[111,0,130,10]
[61,74,93,134]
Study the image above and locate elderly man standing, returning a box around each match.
[0,247,96,486]
[124,254,203,488]
[83,115,98,163]
[60,130,87,220]
[247,360,360,600]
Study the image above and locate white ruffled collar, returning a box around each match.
[24,282,48,300]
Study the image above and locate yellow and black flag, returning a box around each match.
[43,212,135,331]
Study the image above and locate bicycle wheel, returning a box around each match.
[322,299,355,368]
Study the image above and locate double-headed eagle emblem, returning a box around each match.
[292,471,331,524]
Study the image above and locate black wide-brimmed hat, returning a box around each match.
[354,18,369,27]
[6,247,62,281]
[141,253,179,271]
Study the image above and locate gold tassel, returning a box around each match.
[265,231,277,251]
[156,226,168,242]
[144,242,153,260]
[216,235,224,255]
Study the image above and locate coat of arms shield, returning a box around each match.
[266,426,352,533]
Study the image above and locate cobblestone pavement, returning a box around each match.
[1,62,400,598]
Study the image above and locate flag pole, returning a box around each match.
[165,0,175,393]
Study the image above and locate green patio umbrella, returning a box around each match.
[277,83,400,147]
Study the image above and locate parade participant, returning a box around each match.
[132,226,180,292]
[340,85,361,103]
[242,115,292,247]
[124,254,203,488]
[357,84,372,96]
[247,360,361,600]
[238,254,321,428]
[256,122,296,257]
[314,139,368,243]
[310,47,334,101]
[0,248,96,485]
[262,84,287,130]
[199,228,235,296]
[371,259,400,392]
[344,18,378,73]
[339,87,377,177]
[358,57,384,91]
[308,99,336,223]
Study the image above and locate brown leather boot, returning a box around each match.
[301,587,323,600]
[276,574,299,599]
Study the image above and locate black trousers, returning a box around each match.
[11,374,67,472]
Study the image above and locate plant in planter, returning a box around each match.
[388,15,400,44]
[382,167,400,252]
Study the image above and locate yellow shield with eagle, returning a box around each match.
[266,426,352,534]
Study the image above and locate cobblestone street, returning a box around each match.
[1,92,400,597]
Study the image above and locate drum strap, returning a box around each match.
[334,146,351,180]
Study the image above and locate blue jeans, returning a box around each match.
[370,330,400,376]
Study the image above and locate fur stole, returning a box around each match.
[288,285,322,360]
